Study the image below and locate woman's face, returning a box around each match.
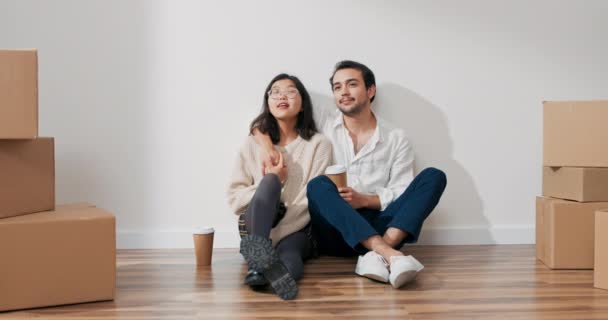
[267,79,302,122]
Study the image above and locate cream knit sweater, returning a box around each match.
[227,134,333,246]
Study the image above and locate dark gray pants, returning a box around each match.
[240,174,312,280]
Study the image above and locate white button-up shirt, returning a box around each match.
[315,108,415,211]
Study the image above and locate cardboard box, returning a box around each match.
[535,196,608,269]
[535,197,545,262]
[0,203,116,311]
[0,49,38,139]
[543,166,608,202]
[595,209,608,290]
[0,138,55,219]
[543,100,608,167]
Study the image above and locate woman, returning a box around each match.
[227,74,332,300]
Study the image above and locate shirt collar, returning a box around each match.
[332,111,385,143]
[331,110,343,128]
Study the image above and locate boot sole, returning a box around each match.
[240,235,279,272]
[240,235,298,300]
[264,261,298,300]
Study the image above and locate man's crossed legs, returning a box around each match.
[307,167,447,288]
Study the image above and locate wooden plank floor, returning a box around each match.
[2,245,608,319]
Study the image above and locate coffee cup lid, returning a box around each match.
[325,164,346,175]
[194,226,215,234]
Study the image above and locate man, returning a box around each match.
[256,60,447,289]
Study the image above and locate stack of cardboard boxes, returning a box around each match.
[0,50,116,311]
[538,100,608,290]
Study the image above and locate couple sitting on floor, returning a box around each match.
[227,60,447,300]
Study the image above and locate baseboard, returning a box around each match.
[117,229,240,249]
[416,226,535,245]
[117,225,535,249]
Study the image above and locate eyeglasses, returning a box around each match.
[268,88,299,100]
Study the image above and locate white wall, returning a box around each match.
[1,0,607,248]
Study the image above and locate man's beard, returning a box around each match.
[338,101,365,116]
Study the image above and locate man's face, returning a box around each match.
[331,68,375,116]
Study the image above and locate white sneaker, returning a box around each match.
[388,255,424,288]
[355,251,389,283]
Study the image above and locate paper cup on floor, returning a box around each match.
[193,227,214,266]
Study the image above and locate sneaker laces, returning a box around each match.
[374,253,389,268]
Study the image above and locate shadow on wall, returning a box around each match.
[376,84,490,244]
[312,84,492,244]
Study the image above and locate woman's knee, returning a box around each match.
[250,175,282,208]
[259,174,282,194]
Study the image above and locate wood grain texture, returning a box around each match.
[1,245,607,319]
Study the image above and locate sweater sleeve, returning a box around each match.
[226,141,257,215]
[308,136,334,181]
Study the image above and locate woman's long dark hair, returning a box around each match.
[249,73,317,144]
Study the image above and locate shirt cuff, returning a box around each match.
[375,187,394,211]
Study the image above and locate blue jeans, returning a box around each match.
[307,167,447,257]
